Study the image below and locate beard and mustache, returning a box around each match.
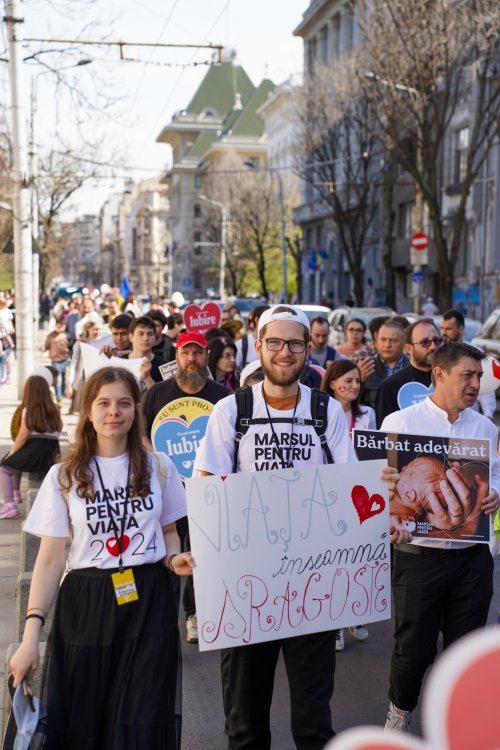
[176,362,209,391]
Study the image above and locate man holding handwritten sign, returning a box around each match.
[375,343,499,733]
[193,305,409,750]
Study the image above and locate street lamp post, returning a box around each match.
[199,195,227,300]
[244,161,288,302]
[5,0,34,396]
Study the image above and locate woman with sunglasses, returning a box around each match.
[335,318,370,359]
[320,358,375,651]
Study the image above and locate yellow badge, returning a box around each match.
[111,568,139,605]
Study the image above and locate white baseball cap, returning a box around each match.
[257,305,310,337]
[240,359,263,386]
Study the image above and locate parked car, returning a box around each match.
[404,313,483,344]
[328,306,396,347]
[471,309,500,358]
[296,304,332,322]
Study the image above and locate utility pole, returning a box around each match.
[30,76,39,333]
[5,0,34,396]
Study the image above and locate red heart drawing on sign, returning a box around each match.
[184,303,221,333]
[106,535,130,557]
[492,358,500,380]
[220,475,227,481]
[351,485,385,524]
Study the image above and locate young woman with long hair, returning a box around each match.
[0,375,62,519]
[320,359,376,436]
[208,336,239,392]
[321,358,375,651]
[10,366,193,749]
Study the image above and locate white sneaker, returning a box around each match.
[349,625,369,641]
[384,702,411,733]
[335,629,344,651]
[186,615,198,644]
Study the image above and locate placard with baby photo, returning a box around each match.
[353,429,491,543]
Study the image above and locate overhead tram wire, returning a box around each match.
[134,0,234,160]
[22,37,223,62]
[130,0,180,102]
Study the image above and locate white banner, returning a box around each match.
[186,459,391,651]
[80,342,142,380]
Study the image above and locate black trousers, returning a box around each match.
[389,543,493,712]
[176,516,196,620]
[227,631,336,750]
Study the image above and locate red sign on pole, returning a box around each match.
[411,232,429,250]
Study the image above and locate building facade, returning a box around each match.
[156,50,275,299]
[293,0,500,316]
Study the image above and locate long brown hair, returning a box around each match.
[59,367,150,499]
[21,376,63,433]
[320,359,364,419]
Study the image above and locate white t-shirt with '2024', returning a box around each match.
[23,451,186,570]
[194,383,356,475]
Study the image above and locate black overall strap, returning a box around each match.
[234,386,335,469]
[310,388,334,464]
[233,386,253,473]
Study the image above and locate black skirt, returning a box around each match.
[30,562,181,750]
[1,436,60,478]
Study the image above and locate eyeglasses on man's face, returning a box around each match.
[411,336,443,348]
[261,338,307,353]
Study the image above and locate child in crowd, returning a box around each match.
[0,375,62,519]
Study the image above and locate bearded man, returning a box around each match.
[143,331,229,643]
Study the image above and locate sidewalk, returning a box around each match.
[0,348,77,725]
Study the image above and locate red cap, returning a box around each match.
[176,331,208,349]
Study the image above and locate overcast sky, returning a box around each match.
[1,0,307,217]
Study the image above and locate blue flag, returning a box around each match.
[119,277,132,300]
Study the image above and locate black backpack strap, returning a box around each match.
[310,388,334,464]
[241,335,248,368]
[233,386,253,473]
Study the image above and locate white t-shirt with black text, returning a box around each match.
[194,382,356,474]
[24,451,186,569]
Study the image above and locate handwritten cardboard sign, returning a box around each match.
[186,459,390,651]
[184,302,221,333]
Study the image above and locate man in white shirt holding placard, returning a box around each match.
[381,342,500,733]
[195,304,409,750]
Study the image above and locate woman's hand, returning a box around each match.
[10,640,39,688]
[171,552,195,577]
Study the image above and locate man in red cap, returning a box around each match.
[143,330,230,643]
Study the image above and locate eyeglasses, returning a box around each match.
[347,328,364,334]
[411,336,443,348]
[261,338,307,353]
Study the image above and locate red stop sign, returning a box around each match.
[411,232,429,250]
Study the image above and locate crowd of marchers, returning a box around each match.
[3,290,499,750]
